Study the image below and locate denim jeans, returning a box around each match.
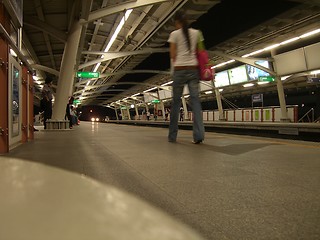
[168,69,205,142]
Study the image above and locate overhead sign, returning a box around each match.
[258,76,275,82]
[151,99,160,104]
[252,93,263,103]
[76,72,100,78]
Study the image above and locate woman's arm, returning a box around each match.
[170,42,177,63]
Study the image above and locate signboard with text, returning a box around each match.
[76,72,100,78]
[252,94,263,103]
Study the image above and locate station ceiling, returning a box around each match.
[21,0,320,107]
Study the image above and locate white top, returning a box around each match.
[168,28,203,67]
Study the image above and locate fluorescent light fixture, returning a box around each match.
[257,81,269,85]
[217,28,320,70]
[219,89,223,92]
[226,60,235,64]
[243,83,254,87]
[93,63,101,72]
[92,9,133,72]
[242,49,264,58]
[214,60,235,68]
[143,87,157,93]
[280,37,299,45]
[161,81,173,86]
[214,62,228,68]
[300,29,320,38]
[205,90,213,94]
[131,92,141,97]
[9,48,17,57]
[310,69,320,75]
[104,9,133,52]
[263,44,280,51]
[184,95,190,98]
[33,75,40,80]
[130,104,134,108]
[281,75,291,81]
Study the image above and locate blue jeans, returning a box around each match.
[168,69,205,142]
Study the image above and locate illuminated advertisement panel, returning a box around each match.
[228,65,248,85]
[215,71,230,87]
[246,60,270,81]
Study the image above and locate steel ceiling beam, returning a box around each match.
[24,16,67,43]
[79,48,169,69]
[210,51,277,76]
[85,0,173,24]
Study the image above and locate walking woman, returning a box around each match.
[167,11,205,144]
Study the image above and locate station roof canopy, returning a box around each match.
[21,0,320,106]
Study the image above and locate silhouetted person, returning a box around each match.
[65,96,74,129]
[41,76,53,129]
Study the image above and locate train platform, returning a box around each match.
[1,122,320,239]
[109,119,320,142]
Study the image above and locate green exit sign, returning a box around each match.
[258,76,275,82]
[151,99,160,104]
[77,72,100,78]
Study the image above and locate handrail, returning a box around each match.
[298,108,314,122]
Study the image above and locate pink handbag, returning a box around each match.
[196,31,214,81]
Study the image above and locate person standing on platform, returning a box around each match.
[165,108,169,121]
[41,76,54,129]
[167,11,205,144]
[179,107,184,121]
[65,96,74,129]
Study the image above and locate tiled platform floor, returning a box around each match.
[2,122,320,240]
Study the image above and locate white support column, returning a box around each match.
[213,81,225,121]
[276,76,290,121]
[181,97,188,120]
[271,50,290,122]
[156,88,165,120]
[160,101,165,120]
[135,104,139,120]
[120,108,124,120]
[52,21,82,120]
[126,106,131,120]
[114,107,119,120]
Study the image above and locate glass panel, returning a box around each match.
[11,65,20,137]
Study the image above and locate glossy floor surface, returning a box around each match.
[2,122,320,240]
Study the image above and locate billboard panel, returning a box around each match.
[228,65,248,85]
[246,60,270,81]
[215,71,230,87]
